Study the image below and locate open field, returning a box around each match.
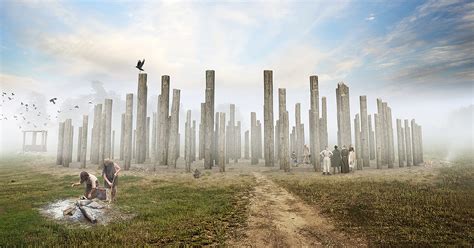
[0,154,473,246]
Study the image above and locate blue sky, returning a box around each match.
[0,0,473,152]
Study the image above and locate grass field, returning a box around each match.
[271,159,474,246]
[0,155,253,246]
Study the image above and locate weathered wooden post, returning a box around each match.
[136,73,148,164]
[244,130,249,159]
[275,120,280,161]
[124,94,133,170]
[336,82,351,148]
[151,112,157,162]
[159,75,170,165]
[167,89,181,167]
[56,122,65,165]
[279,88,289,170]
[69,126,74,164]
[295,103,303,163]
[310,76,321,171]
[77,127,82,162]
[387,106,395,167]
[111,130,115,159]
[360,96,369,167]
[199,102,205,160]
[185,110,192,172]
[375,113,382,169]
[251,112,258,165]
[62,119,72,167]
[404,119,412,166]
[396,119,404,167]
[120,113,125,161]
[204,70,215,169]
[354,114,362,170]
[132,129,136,160]
[91,104,102,164]
[376,99,386,166]
[229,104,236,163]
[219,112,226,172]
[368,115,375,160]
[192,120,196,162]
[320,96,328,150]
[263,70,275,167]
[237,121,242,159]
[146,116,150,160]
[104,99,113,159]
[257,120,262,159]
[80,115,88,169]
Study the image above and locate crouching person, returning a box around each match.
[102,159,121,202]
[72,171,99,199]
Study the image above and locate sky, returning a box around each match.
[0,0,473,155]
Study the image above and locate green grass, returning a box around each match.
[272,163,474,246]
[0,155,252,246]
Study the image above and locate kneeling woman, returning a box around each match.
[72,171,99,199]
[102,159,121,202]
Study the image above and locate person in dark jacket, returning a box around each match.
[340,145,350,173]
[102,159,121,202]
[331,145,341,174]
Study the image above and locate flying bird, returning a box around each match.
[88,101,93,104]
[8,97,12,100]
[74,105,79,109]
[49,98,57,104]
[136,59,145,71]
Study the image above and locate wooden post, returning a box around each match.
[77,127,82,162]
[62,119,72,167]
[199,102,205,160]
[104,99,113,159]
[99,108,106,167]
[257,120,262,159]
[111,130,115,159]
[310,76,321,171]
[396,119,404,167]
[185,110,192,172]
[159,76,170,165]
[278,88,286,170]
[124,94,133,170]
[354,114,362,170]
[237,121,241,159]
[251,112,258,165]
[132,129,136,160]
[120,113,125,161]
[167,89,181,167]
[275,120,279,161]
[387,106,395,168]
[80,115,88,168]
[376,99,385,166]
[320,96,328,151]
[244,130,249,159]
[204,70,215,169]
[56,122,65,165]
[295,103,303,163]
[136,73,148,164]
[360,96,369,167]
[146,116,150,160]
[219,112,226,172]
[336,83,351,148]
[282,110,290,172]
[151,112,157,162]
[375,113,382,169]
[368,115,375,161]
[404,119,412,166]
[91,104,102,164]
[263,70,274,167]
[192,120,196,162]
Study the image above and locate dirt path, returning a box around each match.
[230,172,366,247]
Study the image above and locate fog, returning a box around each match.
[1,79,472,161]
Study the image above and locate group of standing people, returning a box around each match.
[320,145,357,175]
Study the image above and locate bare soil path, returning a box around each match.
[230,172,366,247]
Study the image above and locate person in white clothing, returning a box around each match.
[320,146,333,175]
[349,146,356,172]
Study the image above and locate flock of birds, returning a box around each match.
[0,91,95,130]
[1,59,146,131]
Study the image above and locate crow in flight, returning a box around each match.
[49,98,57,104]
[136,59,145,71]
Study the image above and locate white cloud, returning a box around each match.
[365,13,375,21]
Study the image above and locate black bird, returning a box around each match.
[57,110,61,113]
[21,102,24,105]
[11,93,14,96]
[136,59,145,71]
[88,101,93,104]
[74,105,79,109]
[49,98,57,104]
[8,97,12,100]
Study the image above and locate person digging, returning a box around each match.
[71,171,99,200]
[102,159,121,202]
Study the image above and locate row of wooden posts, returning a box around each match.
[56,70,424,171]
